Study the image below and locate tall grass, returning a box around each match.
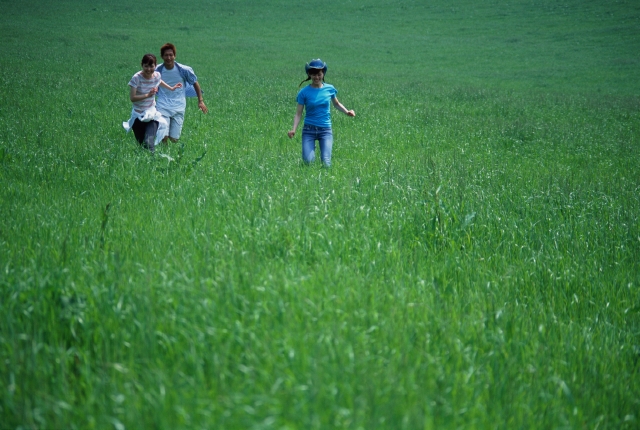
[1,0,639,429]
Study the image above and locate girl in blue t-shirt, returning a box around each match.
[287,59,355,167]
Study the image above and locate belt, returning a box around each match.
[303,124,331,130]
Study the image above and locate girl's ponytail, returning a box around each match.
[298,76,311,87]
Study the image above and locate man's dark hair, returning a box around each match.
[161,43,176,57]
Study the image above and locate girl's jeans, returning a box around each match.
[302,125,333,167]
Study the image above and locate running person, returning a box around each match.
[287,59,355,167]
[123,53,182,152]
[155,43,208,144]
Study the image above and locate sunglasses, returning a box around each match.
[307,69,323,75]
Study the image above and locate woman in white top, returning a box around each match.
[127,53,181,152]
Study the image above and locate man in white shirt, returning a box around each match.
[156,43,208,143]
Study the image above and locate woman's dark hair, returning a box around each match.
[141,53,157,66]
[299,71,324,87]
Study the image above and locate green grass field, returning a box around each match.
[1,0,639,428]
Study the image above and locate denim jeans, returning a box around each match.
[302,125,333,167]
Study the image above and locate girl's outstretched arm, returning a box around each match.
[332,97,355,117]
[160,80,183,91]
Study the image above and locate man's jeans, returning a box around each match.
[302,125,333,167]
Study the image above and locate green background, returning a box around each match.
[1,0,639,429]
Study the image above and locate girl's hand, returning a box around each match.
[171,83,183,91]
[148,87,158,97]
[287,130,296,138]
[346,110,356,117]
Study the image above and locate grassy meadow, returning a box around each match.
[1,0,640,428]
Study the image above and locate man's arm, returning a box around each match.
[193,81,208,114]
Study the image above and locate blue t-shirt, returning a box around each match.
[156,65,186,111]
[296,84,337,128]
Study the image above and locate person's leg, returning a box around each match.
[167,110,185,143]
[159,113,171,144]
[143,121,159,152]
[301,128,316,164]
[156,105,174,144]
[155,116,168,147]
[317,128,334,167]
[131,119,146,144]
